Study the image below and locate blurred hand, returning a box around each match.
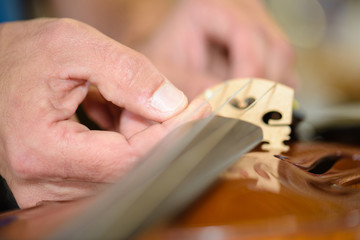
[138,0,296,98]
[0,18,209,208]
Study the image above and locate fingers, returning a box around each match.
[194,0,295,85]
[9,99,211,208]
[17,99,210,183]
[234,1,295,85]
[82,86,121,131]
[40,18,188,122]
[229,25,267,79]
[0,18,194,208]
[41,19,195,179]
[91,52,188,122]
[118,110,154,139]
[249,1,296,85]
[265,37,296,86]
[128,98,212,157]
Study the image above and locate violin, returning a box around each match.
[0,79,359,240]
[139,141,360,239]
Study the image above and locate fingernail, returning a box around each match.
[150,80,187,113]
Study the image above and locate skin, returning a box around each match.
[0,0,296,208]
[0,18,210,208]
[138,0,295,98]
[47,0,296,99]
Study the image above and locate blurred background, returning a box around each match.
[1,0,360,144]
[267,0,360,144]
[0,0,360,214]
[38,0,360,145]
[29,0,360,145]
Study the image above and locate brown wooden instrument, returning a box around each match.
[0,79,359,240]
[140,142,360,239]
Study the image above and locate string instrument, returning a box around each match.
[0,79,360,239]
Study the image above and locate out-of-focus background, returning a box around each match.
[32,0,360,144]
[35,0,360,144]
[2,0,360,144]
[0,0,359,214]
[267,0,360,143]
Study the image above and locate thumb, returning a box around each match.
[54,19,187,121]
[93,59,188,122]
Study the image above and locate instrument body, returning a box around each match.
[1,79,359,239]
[1,142,360,239]
[141,142,360,239]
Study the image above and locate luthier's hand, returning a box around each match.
[139,0,295,98]
[0,18,209,208]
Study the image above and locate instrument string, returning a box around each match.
[178,77,278,127]
[50,79,272,240]
[236,81,278,117]
[176,79,277,156]
[171,78,255,147]
[176,78,277,143]
[211,78,254,116]
[176,80,230,124]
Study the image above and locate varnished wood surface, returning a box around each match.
[139,142,360,239]
[0,142,360,239]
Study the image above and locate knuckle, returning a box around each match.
[123,52,151,73]
[46,18,85,36]
[116,52,156,88]
[100,48,164,106]
[36,18,88,50]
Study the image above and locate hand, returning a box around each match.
[137,0,295,98]
[0,18,210,208]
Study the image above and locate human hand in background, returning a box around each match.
[0,18,209,208]
[138,0,296,98]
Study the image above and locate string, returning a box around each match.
[196,78,277,120]
[174,78,276,145]
[50,78,273,240]
[173,78,277,162]
[176,80,230,124]
[177,78,253,126]
[236,81,277,117]
[211,78,253,116]
[167,77,255,157]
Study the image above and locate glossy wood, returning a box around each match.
[139,142,360,239]
[0,142,360,239]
